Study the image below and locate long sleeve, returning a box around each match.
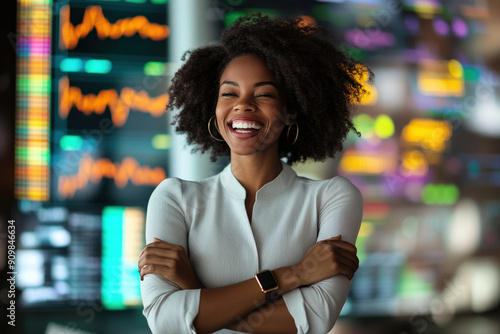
[282,177,363,334]
[140,178,201,334]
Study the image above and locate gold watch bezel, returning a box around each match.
[255,270,279,293]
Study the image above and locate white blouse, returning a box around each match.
[140,161,363,334]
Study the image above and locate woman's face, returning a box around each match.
[216,54,289,158]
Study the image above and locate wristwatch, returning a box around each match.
[255,270,280,302]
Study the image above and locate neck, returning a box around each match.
[230,151,283,196]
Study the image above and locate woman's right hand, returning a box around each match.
[293,235,359,286]
[138,238,203,290]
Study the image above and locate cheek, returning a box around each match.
[215,99,230,114]
[215,104,227,132]
[261,116,286,138]
[268,106,287,126]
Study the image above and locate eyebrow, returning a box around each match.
[220,81,278,89]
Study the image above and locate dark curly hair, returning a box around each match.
[167,13,372,165]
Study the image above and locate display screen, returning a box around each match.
[15,0,170,310]
[13,0,500,318]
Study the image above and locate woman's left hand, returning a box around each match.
[138,238,203,290]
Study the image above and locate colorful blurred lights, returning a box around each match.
[353,113,374,137]
[84,59,112,74]
[60,58,113,74]
[102,206,145,309]
[60,135,83,151]
[151,134,170,149]
[448,59,464,78]
[401,150,429,177]
[447,199,481,256]
[463,66,480,82]
[422,183,459,205]
[433,18,449,36]
[374,114,395,139]
[60,58,83,72]
[418,59,464,97]
[49,228,71,247]
[452,18,468,37]
[15,0,52,201]
[353,113,394,139]
[401,118,452,152]
[358,221,374,238]
[339,150,398,175]
[144,61,165,76]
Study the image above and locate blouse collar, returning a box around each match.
[220,161,297,200]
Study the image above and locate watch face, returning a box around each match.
[257,270,278,292]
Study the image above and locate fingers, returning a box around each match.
[323,247,358,277]
[336,262,357,280]
[138,240,187,274]
[138,249,182,270]
[140,245,183,260]
[140,263,172,281]
[141,239,183,254]
[333,247,359,269]
[325,239,357,254]
[139,239,185,259]
[318,239,360,280]
[138,254,176,271]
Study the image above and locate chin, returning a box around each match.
[229,147,260,156]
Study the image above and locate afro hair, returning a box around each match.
[167,13,372,164]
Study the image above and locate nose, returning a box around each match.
[233,95,255,112]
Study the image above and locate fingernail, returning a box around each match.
[154,237,160,241]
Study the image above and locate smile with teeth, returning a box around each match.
[231,121,263,133]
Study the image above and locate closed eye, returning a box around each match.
[256,93,275,98]
[221,92,237,97]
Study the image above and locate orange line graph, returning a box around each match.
[58,154,166,199]
[59,5,170,49]
[58,77,168,127]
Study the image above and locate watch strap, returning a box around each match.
[265,289,281,302]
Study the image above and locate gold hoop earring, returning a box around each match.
[208,115,225,142]
[287,123,299,145]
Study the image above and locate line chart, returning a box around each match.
[58,77,168,127]
[59,5,170,50]
[57,154,166,199]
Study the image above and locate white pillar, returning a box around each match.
[168,0,219,180]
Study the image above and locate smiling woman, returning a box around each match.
[138,13,370,334]
[216,55,289,159]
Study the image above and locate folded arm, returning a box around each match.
[140,235,358,333]
[140,177,362,333]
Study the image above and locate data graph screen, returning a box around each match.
[16,0,170,310]
[16,207,102,307]
[51,0,170,207]
[57,3,168,57]
[56,75,169,131]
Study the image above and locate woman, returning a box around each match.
[138,13,370,334]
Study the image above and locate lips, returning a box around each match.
[227,116,264,138]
